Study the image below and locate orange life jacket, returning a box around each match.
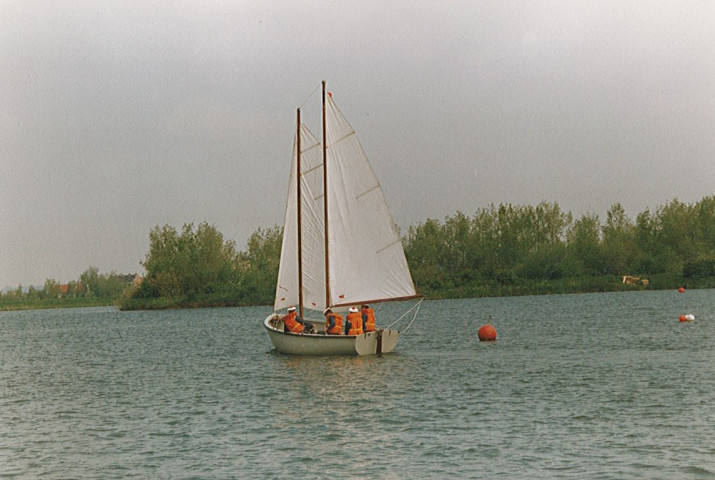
[347,311,364,336]
[362,307,376,332]
[325,313,343,335]
[282,311,304,333]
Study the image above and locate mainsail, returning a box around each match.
[274,91,416,313]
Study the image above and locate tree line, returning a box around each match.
[4,196,712,311]
[404,196,715,298]
[0,267,137,310]
[121,195,714,309]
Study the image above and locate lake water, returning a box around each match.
[1,290,713,479]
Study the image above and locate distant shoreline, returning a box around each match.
[0,298,115,312]
[3,277,712,312]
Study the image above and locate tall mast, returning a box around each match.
[296,108,304,319]
[322,81,331,309]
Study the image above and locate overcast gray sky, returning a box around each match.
[2,1,714,288]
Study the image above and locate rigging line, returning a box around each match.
[385,298,423,331]
[402,298,423,334]
[299,84,321,110]
[384,301,418,330]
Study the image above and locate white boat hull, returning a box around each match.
[263,314,399,356]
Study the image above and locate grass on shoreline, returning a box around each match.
[0,297,115,312]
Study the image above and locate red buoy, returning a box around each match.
[678,287,685,293]
[478,324,497,341]
[679,315,687,322]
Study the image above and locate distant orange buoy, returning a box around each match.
[478,324,497,341]
[678,287,685,293]
[679,315,687,322]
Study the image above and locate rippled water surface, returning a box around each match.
[1,290,714,479]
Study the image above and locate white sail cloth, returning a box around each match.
[275,124,325,312]
[274,93,416,313]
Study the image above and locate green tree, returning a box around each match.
[26,285,40,300]
[237,226,283,304]
[634,209,676,274]
[601,203,638,275]
[565,213,602,276]
[469,205,500,280]
[495,204,522,270]
[694,196,715,254]
[140,223,239,300]
[80,266,100,296]
[44,279,59,297]
[442,211,471,274]
[657,199,697,266]
[404,218,449,292]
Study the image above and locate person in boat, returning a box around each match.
[324,307,343,335]
[282,306,312,334]
[361,304,376,332]
[346,307,364,336]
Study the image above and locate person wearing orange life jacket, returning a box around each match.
[281,306,306,334]
[324,307,343,335]
[361,304,376,332]
[346,307,364,335]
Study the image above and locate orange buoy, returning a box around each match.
[679,315,687,322]
[478,324,497,342]
[678,287,685,293]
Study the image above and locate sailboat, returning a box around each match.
[263,82,421,355]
